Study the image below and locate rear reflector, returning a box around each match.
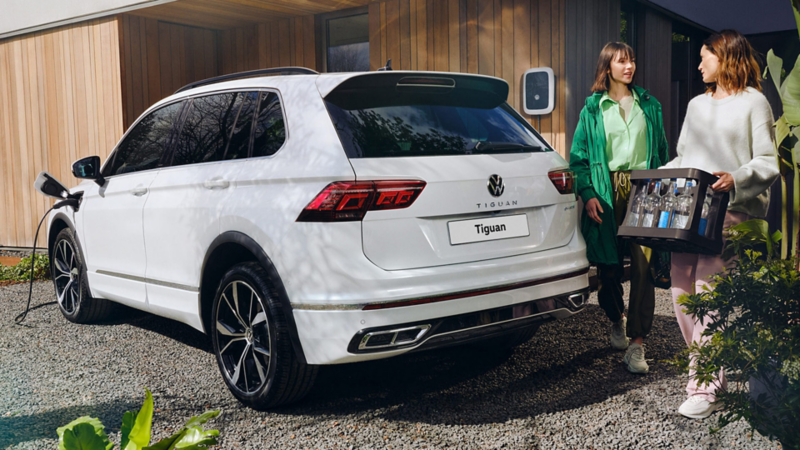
[548,169,575,195]
[297,180,426,222]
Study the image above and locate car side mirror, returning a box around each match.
[72,156,105,186]
[34,171,70,199]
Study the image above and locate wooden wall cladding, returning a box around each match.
[121,14,317,128]
[564,0,620,156]
[217,16,318,75]
[367,0,567,156]
[121,15,220,128]
[0,17,123,248]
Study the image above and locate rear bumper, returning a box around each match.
[349,287,589,354]
[292,262,589,364]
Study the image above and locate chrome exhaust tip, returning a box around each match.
[358,324,431,350]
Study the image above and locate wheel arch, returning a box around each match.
[200,231,307,365]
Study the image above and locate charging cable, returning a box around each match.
[15,197,80,325]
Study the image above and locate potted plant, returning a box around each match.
[672,219,800,449]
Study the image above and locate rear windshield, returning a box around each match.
[325,101,550,158]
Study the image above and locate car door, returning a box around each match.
[81,101,184,307]
[143,91,270,330]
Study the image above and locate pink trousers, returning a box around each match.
[670,211,749,401]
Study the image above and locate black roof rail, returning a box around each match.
[174,67,319,94]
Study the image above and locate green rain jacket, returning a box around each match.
[569,85,669,265]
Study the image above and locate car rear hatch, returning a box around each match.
[321,72,577,271]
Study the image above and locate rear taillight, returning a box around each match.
[296,180,426,222]
[548,169,575,195]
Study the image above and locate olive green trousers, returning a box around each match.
[595,171,655,339]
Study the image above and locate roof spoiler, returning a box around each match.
[324,72,509,110]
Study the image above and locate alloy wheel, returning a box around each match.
[215,280,272,394]
[53,239,80,315]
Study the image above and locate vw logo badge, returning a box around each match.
[487,174,504,197]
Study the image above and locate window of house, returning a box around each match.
[326,11,369,73]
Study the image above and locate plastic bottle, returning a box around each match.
[658,180,678,228]
[672,180,694,229]
[698,187,714,236]
[642,180,661,228]
[626,180,649,227]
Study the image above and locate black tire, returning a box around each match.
[51,228,115,323]
[474,324,540,350]
[211,262,317,409]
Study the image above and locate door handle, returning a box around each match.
[203,179,230,190]
[130,186,148,196]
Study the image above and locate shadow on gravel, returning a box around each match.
[0,399,139,448]
[275,305,685,425]
[99,306,212,353]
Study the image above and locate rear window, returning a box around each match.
[325,96,550,159]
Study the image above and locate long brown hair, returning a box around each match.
[702,29,762,94]
[591,42,636,93]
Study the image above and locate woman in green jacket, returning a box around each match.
[569,42,669,373]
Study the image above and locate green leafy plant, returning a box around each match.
[672,219,800,449]
[57,389,220,450]
[0,254,50,282]
[764,0,800,260]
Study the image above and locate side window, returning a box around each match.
[224,91,259,161]
[251,92,286,158]
[171,93,239,167]
[106,102,183,176]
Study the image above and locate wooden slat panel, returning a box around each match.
[386,0,400,67]
[303,15,316,70]
[447,0,460,72]
[476,0,492,75]
[400,0,412,69]
[0,18,123,247]
[369,2,382,70]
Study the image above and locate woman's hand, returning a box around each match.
[585,198,604,224]
[711,171,735,192]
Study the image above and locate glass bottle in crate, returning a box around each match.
[658,180,678,228]
[642,180,661,228]
[626,180,649,227]
[671,180,694,229]
[698,187,714,236]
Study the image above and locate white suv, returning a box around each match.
[43,68,589,409]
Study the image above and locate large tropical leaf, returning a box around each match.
[767,49,785,95]
[57,418,112,450]
[782,55,800,126]
[123,388,154,450]
[144,411,220,450]
[120,409,137,450]
[62,424,114,450]
[794,0,800,40]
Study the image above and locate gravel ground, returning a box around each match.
[0,280,782,449]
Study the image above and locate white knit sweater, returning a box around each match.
[662,87,778,217]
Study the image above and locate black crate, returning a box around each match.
[617,168,729,255]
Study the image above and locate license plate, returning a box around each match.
[448,214,530,245]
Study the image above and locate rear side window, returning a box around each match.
[325,102,548,158]
[225,91,259,161]
[251,92,286,158]
[171,93,239,167]
[105,102,183,176]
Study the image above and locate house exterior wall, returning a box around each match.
[366,0,568,155]
[0,17,123,248]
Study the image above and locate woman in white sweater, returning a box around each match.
[662,29,779,419]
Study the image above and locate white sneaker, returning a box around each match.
[623,342,649,374]
[678,396,722,419]
[610,317,629,350]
